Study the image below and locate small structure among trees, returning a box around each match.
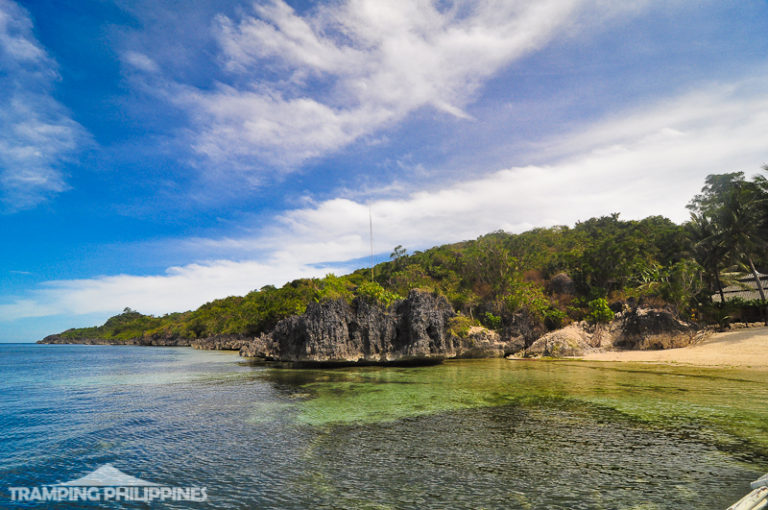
[711,273,768,302]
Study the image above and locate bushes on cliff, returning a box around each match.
[354,281,401,307]
[480,312,502,330]
[316,273,355,302]
[447,315,475,338]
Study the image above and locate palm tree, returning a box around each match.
[688,172,768,324]
[717,179,766,303]
[753,165,768,249]
[687,213,729,303]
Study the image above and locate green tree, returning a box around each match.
[355,281,401,307]
[586,298,614,324]
[390,244,407,262]
[687,213,729,303]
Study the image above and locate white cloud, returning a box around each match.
[180,0,634,169]
[0,0,86,210]
[0,259,349,321]
[122,50,159,73]
[4,75,767,323]
[227,76,768,261]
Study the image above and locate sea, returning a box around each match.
[1,343,767,509]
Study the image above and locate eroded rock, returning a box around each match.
[526,324,595,357]
[239,289,457,364]
[614,307,697,350]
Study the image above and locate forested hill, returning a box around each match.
[45,170,768,343]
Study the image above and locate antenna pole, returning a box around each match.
[369,205,374,281]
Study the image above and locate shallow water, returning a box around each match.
[1,345,766,508]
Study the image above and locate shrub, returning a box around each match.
[480,311,502,330]
[448,315,475,338]
[586,298,614,324]
[317,274,354,302]
[354,281,401,308]
[543,307,568,329]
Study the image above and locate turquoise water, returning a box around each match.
[1,344,765,508]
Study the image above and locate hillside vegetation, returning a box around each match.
[54,170,768,344]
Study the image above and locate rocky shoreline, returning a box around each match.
[38,289,702,365]
[523,307,708,358]
[237,290,520,363]
[39,333,248,350]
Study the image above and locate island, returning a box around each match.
[40,171,768,365]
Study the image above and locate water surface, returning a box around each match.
[1,344,766,508]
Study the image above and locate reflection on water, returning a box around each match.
[0,345,766,509]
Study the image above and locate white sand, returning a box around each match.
[579,326,768,368]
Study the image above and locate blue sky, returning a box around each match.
[1,0,768,341]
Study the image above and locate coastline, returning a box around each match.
[38,334,247,351]
[576,326,768,368]
[38,318,768,369]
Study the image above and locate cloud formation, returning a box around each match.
[3,75,767,321]
[0,0,86,210]
[122,50,159,73]
[182,0,624,169]
[210,76,768,262]
[0,259,349,321]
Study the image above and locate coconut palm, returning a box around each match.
[690,172,768,323]
[687,212,729,303]
[717,179,767,304]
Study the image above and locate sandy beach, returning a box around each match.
[580,326,768,368]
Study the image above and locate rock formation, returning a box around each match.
[190,335,248,351]
[455,327,522,358]
[547,272,576,295]
[524,306,700,357]
[39,292,703,364]
[526,324,596,357]
[240,290,460,363]
[613,307,699,350]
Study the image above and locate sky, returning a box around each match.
[1,0,767,342]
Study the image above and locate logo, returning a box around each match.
[8,464,207,503]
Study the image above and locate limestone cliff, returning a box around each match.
[239,289,461,363]
[39,294,700,364]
